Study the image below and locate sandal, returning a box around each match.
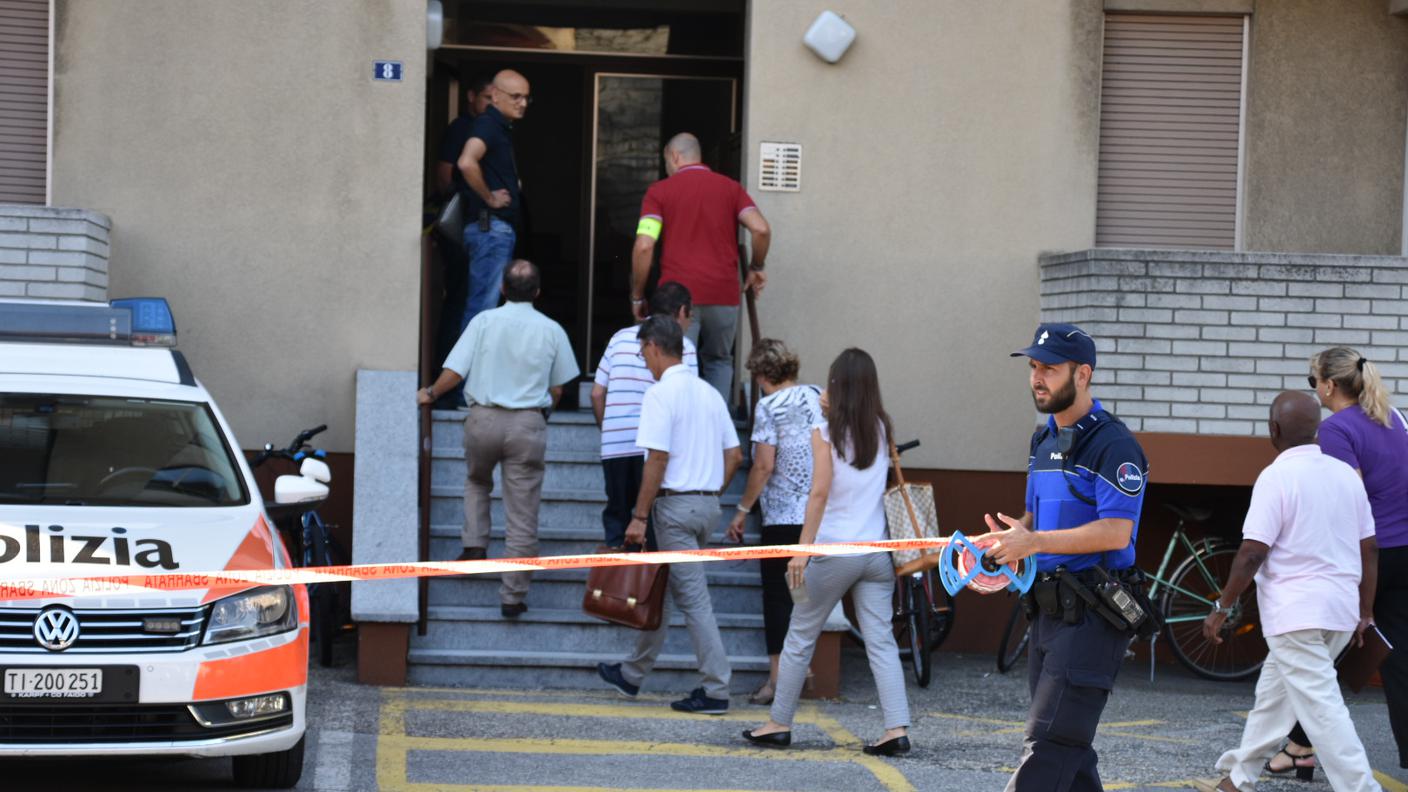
[748,683,775,705]
[1264,747,1315,781]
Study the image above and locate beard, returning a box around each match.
[1032,376,1077,415]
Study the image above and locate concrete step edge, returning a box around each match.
[424,567,761,586]
[427,524,760,542]
[424,605,764,628]
[407,647,771,671]
[430,486,746,506]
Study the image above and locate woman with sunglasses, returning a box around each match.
[1268,347,1408,778]
[741,348,912,755]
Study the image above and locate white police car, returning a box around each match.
[0,298,307,788]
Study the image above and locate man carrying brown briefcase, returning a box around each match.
[596,315,743,714]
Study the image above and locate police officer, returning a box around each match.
[985,323,1151,792]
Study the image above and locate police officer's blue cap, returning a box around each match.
[1011,323,1097,368]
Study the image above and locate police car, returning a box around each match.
[0,298,307,788]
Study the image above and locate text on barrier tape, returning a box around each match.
[0,538,966,601]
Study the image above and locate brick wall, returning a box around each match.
[1039,249,1408,435]
[0,205,111,301]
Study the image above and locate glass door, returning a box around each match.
[584,73,738,372]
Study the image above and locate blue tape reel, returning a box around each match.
[937,531,1036,596]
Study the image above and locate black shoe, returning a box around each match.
[742,728,791,748]
[457,548,487,561]
[862,736,910,756]
[596,663,639,698]
[500,602,527,618]
[670,687,729,715]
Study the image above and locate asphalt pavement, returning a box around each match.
[2,642,1405,791]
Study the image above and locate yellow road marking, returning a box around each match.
[1101,720,1165,728]
[376,691,916,792]
[1377,770,1408,792]
[927,711,1025,727]
[936,711,1189,745]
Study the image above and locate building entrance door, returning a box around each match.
[585,74,738,373]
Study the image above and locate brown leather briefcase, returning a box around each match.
[582,559,669,631]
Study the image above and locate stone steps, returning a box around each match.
[409,409,771,692]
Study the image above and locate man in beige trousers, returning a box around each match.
[418,259,579,618]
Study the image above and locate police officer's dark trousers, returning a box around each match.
[1006,609,1130,792]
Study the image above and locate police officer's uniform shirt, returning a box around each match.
[1024,399,1148,572]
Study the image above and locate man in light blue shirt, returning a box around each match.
[418,259,579,617]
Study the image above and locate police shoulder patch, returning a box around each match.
[1115,462,1145,494]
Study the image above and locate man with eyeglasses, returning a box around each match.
[456,69,532,341]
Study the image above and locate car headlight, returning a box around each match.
[202,585,298,645]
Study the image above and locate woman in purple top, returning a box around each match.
[1272,346,1408,777]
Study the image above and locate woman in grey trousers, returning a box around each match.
[741,347,912,755]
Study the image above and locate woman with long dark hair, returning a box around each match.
[741,348,912,755]
[1269,347,1408,778]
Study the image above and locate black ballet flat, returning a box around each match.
[862,736,911,756]
[741,728,791,748]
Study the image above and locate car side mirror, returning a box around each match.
[299,457,332,484]
[274,474,329,505]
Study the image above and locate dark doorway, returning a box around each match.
[423,1,745,401]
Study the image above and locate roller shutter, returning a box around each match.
[1096,14,1245,249]
[0,0,48,205]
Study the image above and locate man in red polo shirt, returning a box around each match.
[630,132,772,405]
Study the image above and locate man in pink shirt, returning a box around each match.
[1195,391,1380,792]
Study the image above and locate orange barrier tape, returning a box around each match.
[0,538,955,601]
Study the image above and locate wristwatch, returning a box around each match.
[736,504,750,514]
[1211,599,1233,616]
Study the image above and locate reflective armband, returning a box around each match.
[636,216,662,240]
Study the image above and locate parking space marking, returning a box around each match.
[1377,770,1408,792]
[929,711,1192,745]
[376,689,915,792]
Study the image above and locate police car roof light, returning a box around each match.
[110,298,177,347]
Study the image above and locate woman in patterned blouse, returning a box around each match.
[728,338,822,705]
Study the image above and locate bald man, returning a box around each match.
[1194,391,1380,792]
[631,132,771,405]
[455,69,531,341]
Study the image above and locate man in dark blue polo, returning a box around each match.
[985,323,1150,792]
[456,69,529,336]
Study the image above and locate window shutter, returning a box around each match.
[1096,14,1244,249]
[0,0,48,205]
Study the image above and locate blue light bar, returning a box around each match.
[111,297,177,347]
[0,298,177,347]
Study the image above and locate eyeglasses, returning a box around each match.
[497,91,533,105]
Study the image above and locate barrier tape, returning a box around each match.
[0,538,964,601]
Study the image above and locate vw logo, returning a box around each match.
[33,607,80,652]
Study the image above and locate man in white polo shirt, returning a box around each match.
[590,282,698,551]
[1195,391,1380,792]
[596,315,742,714]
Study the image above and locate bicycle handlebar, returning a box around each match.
[895,439,921,455]
[253,425,329,468]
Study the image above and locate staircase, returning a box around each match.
[409,408,770,692]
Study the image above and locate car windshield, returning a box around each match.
[0,394,248,507]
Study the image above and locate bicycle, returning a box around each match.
[995,503,1262,682]
[254,424,348,668]
[846,440,957,688]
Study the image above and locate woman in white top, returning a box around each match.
[742,348,912,755]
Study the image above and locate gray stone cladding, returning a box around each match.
[1039,249,1408,436]
[0,204,111,301]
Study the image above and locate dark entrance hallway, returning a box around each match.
[422,1,746,404]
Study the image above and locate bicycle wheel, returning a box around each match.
[905,576,932,687]
[925,570,956,653]
[996,597,1031,674]
[1159,543,1264,681]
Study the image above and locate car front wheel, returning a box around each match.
[232,736,305,789]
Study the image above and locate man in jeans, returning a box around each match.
[417,260,578,619]
[456,69,530,336]
[589,281,698,551]
[1194,392,1380,792]
[630,132,771,407]
[597,315,742,713]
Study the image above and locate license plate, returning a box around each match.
[3,668,103,699]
